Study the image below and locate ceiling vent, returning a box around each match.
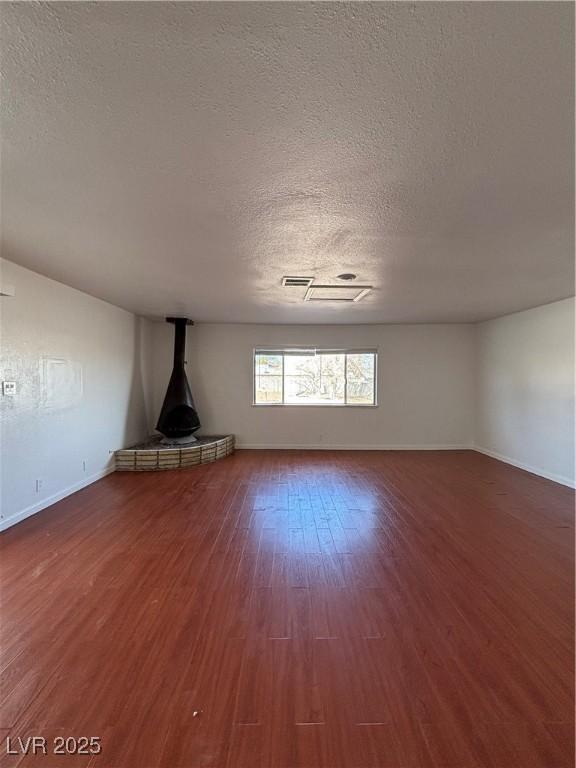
[281,276,314,288]
[304,284,372,302]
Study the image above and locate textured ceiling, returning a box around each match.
[1,2,573,323]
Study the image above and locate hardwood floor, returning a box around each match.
[0,450,573,768]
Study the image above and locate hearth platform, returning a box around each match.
[115,435,234,471]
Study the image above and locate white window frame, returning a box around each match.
[252,348,378,407]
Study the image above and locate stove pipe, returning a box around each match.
[156,317,201,439]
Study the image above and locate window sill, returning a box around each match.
[252,403,379,408]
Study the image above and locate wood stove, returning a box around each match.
[156,317,201,442]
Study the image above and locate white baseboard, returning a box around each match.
[0,466,116,533]
[236,443,472,451]
[473,446,575,489]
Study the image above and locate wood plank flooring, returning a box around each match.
[0,449,573,767]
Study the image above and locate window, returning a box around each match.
[253,349,377,406]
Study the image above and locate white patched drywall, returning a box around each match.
[0,260,150,530]
[475,298,575,487]
[146,322,475,450]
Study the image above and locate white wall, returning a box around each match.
[475,298,575,487]
[0,260,150,530]
[147,322,475,450]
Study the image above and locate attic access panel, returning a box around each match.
[304,284,372,302]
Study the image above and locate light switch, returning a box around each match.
[2,381,16,395]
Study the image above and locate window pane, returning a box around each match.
[284,353,345,405]
[254,353,283,403]
[346,353,375,404]
[254,349,376,406]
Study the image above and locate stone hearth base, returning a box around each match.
[115,435,234,471]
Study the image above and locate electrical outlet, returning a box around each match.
[35,479,43,493]
[2,381,16,396]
